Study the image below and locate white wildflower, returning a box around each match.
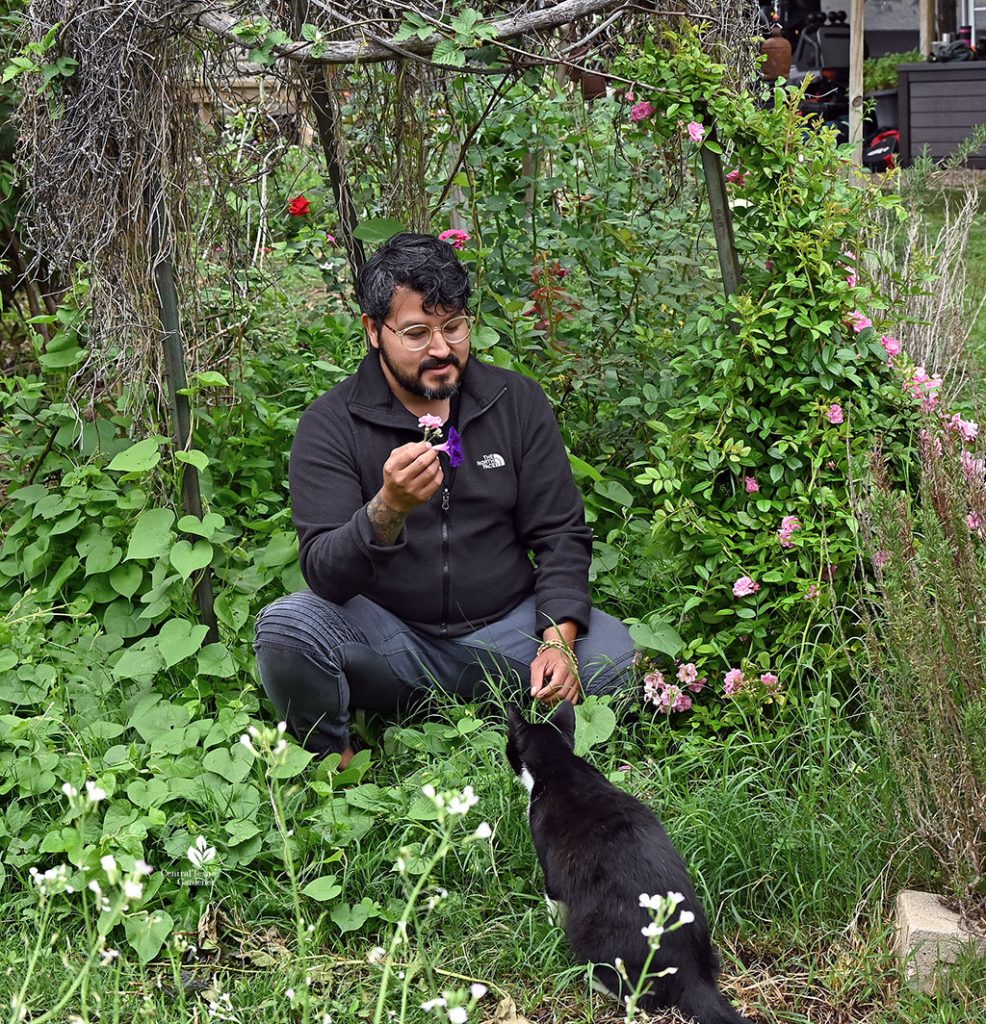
[61,782,78,799]
[642,923,664,939]
[100,948,120,966]
[100,854,118,882]
[367,946,387,964]
[678,910,696,925]
[134,859,153,878]
[446,786,478,816]
[123,880,144,901]
[469,983,487,1000]
[420,997,446,1011]
[447,1008,468,1024]
[473,821,492,839]
[285,988,295,1001]
[85,780,107,804]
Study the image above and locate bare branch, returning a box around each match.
[183,0,633,67]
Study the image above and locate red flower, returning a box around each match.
[287,195,310,216]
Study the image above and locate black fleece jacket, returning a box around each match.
[289,351,593,639]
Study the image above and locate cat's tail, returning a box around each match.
[677,981,753,1024]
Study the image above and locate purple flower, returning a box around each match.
[431,427,463,468]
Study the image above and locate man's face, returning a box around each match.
[364,286,470,402]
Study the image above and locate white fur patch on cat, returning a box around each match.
[517,766,534,793]
[545,894,569,928]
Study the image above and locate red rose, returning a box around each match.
[287,195,310,216]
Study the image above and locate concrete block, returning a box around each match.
[895,889,986,991]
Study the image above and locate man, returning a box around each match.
[254,233,634,767]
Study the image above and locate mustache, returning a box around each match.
[419,354,461,371]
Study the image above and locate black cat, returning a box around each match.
[505,701,753,1024]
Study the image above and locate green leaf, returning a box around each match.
[169,539,213,580]
[593,479,635,509]
[196,643,236,677]
[432,39,466,67]
[193,371,229,388]
[112,642,165,681]
[330,897,380,933]
[108,437,165,473]
[156,618,209,668]
[110,563,143,599]
[174,450,209,471]
[202,745,253,784]
[77,527,122,576]
[126,778,173,809]
[269,744,314,780]
[301,875,343,902]
[574,698,617,755]
[124,910,174,963]
[177,513,225,539]
[352,217,406,244]
[628,619,684,657]
[126,508,175,560]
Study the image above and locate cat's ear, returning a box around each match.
[550,700,577,749]
[505,704,526,734]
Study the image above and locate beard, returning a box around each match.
[378,343,463,400]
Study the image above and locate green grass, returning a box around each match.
[3,677,984,1024]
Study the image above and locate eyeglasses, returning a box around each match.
[383,315,472,352]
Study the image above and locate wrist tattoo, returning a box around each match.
[367,494,409,545]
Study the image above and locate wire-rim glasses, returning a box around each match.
[384,315,472,352]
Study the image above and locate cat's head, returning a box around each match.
[505,701,576,783]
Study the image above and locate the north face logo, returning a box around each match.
[476,453,506,469]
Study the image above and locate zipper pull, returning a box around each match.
[441,487,450,512]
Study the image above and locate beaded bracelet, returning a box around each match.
[536,638,576,660]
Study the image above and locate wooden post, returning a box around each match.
[920,0,936,57]
[849,0,866,164]
[148,188,220,644]
[698,131,742,300]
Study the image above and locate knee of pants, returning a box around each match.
[580,651,637,697]
[254,591,365,670]
[254,641,350,756]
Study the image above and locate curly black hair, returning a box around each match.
[355,232,471,328]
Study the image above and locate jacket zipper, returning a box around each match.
[440,486,451,637]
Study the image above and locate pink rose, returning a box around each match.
[880,335,901,359]
[418,414,443,430]
[630,101,655,123]
[827,403,844,425]
[438,228,471,250]
[947,414,979,443]
[968,512,984,533]
[624,91,635,102]
[760,672,779,691]
[723,668,745,695]
[732,575,760,598]
[687,121,705,143]
[725,168,746,187]
[744,475,759,493]
[677,662,698,685]
[847,311,873,333]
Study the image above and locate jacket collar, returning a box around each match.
[347,350,506,430]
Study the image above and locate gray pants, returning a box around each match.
[254,591,636,757]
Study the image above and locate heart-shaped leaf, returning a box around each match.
[169,539,213,580]
[124,910,174,963]
[156,618,209,668]
[108,437,166,473]
[203,745,253,784]
[301,875,342,902]
[110,563,143,599]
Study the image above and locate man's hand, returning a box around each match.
[530,622,581,706]
[367,442,443,545]
[381,441,444,512]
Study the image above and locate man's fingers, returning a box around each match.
[530,660,545,696]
